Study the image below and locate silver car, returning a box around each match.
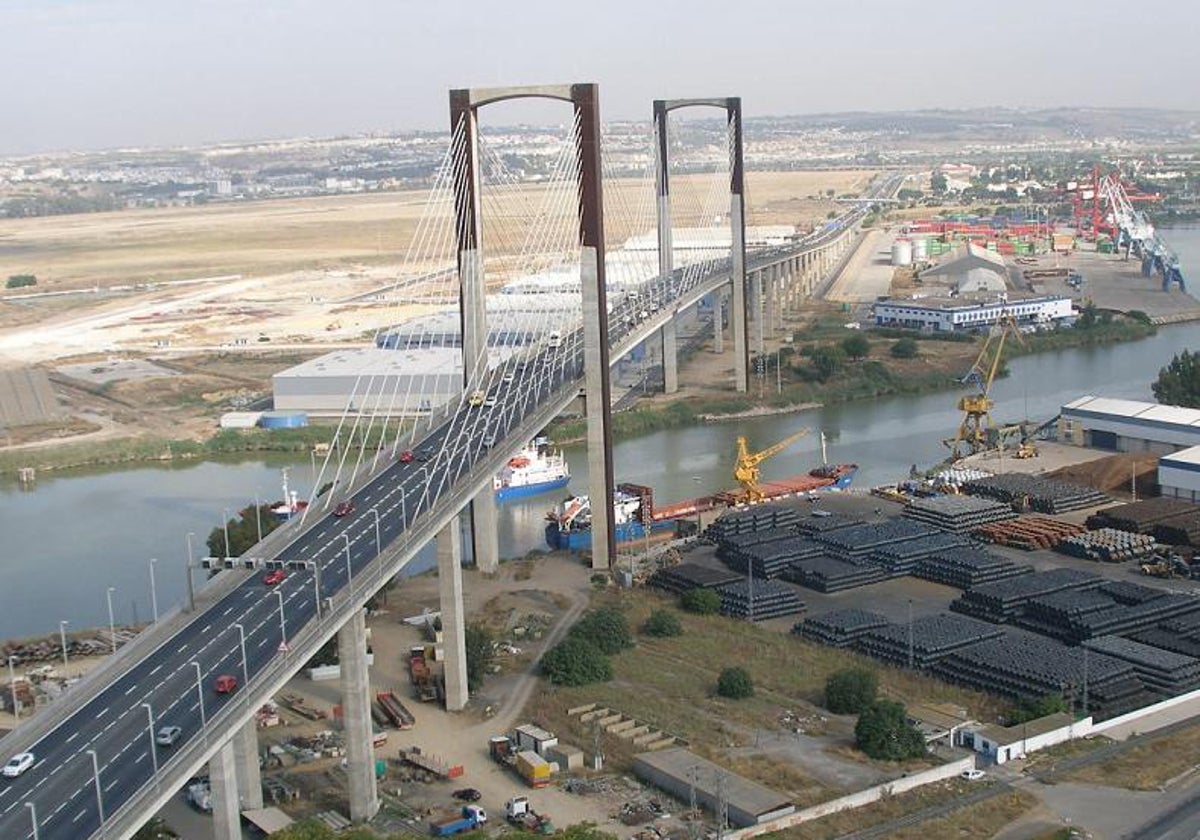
[156,725,182,747]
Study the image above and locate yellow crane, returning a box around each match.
[944,312,1022,460]
[734,428,810,502]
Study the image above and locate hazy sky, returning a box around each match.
[1,0,1197,154]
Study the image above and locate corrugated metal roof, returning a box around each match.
[634,748,792,818]
[1162,446,1200,467]
[1139,405,1200,426]
[1065,395,1200,426]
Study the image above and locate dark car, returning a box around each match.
[334,501,355,518]
[452,788,482,802]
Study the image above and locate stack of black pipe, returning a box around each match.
[795,609,889,647]
[902,495,1017,533]
[962,474,1109,514]
[1057,529,1157,563]
[914,547,1033,589]
[1086,498,1199,533]
[720,535,825,579]
[704,504,801,541]
[782,556,888,593]
[648,562,741,595]
[1083,635,1200,696]
[794,513,864,537]
[717,579,805,621]
[852,613,1003,669]
[868,532,974,578]
[949,568,1103,623]
[816,519,936,563]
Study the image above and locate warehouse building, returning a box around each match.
[872,294,1073,332]
[1060,396,1200,454]
[1159,447,1200,501]
[959,713,1081,765]
[633,748,794,828]
[272,346,517,416]
[918,242,1009,293]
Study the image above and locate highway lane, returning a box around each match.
[0,176,895,840]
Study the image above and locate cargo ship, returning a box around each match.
[545,463,857,551]
[493,437,570,501]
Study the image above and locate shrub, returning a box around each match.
[642,609,682,637]
[680,588,721,615]
[854,700,926,760]
[808,345,845,382]
[841,333,871,360]
[540,637,612,686]
[890,337,919,359]
[824,668,878,714]
[716,666,754,699]
[5,274,36,289]
[569,607,633,655]
[464,624,494,693]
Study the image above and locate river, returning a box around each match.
[1,227,1198,640]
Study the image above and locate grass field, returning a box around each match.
[1058,721,1200,790]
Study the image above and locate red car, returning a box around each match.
[334,501,355,517]
[262,568,286,586]
[399,449,415,463]
[214,674,238,694]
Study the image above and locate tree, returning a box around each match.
[1153,350,1200,408]
[1009,692,1070,724]
[717,666,754,699]
[642,609,682,638]
[841,333,871,360]
[930,172,948,194]
[271,820,337,840]
[890,337,919,359]
[809,345,845,382]
[824,668,878,714]
[570,607,633,655]
[540,637,612,686]
[680,588,721,615]
[854,700,926,761]
[464,624,494,692]
[5,274,36,289]
[206,504,281,558]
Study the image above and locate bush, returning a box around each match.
[5,274,36,289]
[540,637,612,686]
[890,337,919,359]
[841,333,871,360]
[680,588,721,615]
[717,666,754,699]
[854,700,926,760]
[824,668,878,714]
[569,607,633,655]
[464,624,494,693]
[1009,692,1069,724]
[809,345,845,382]
[642,609,682,637]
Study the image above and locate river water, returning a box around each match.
[1,227,1198,640]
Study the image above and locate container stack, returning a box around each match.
[902,495,1017,534]
[914,547,1034,589]
[852,614,1004,670]
[782,556,888,593]
[717,580,805,622]
[719,535,824,580]
[962,474,1109,514]
[704,505,800,541]
[648,562,741,595]
[794,609,889,648]
[931,630,1148,717]
[1082,635,1200,696]
[868,532,974,578]
[949,568,1103,623]
[1057,529,1157,563]
[973,516,1087,551]
[815,519,936,563]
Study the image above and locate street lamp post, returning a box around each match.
[185,531,196,612]
[311,562,322,620]
[148,558,159,624]
[86,748,105,827]
[191,661,207,741]
[25,801,38,840]
[141,703,159,779]
[234,623,249,690]
[7,655,18,720]
[222,509,231,558]
[59,620,69,667]
[105,587,117,655]
[369,508,381,555]
[341,533,353,586]
[254,492,263,544]
[274,589,288,650]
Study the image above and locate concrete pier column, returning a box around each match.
[209,740,241,840]
[338,608,379,821]
[662,317,678,394]
[753,268,766,358]
[765,266,778,336]
[471,490,499,574]
[232,719,263,811]
[713,292,725,354]
[437,517,469,710]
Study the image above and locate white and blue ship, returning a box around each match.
[493,438,571,501]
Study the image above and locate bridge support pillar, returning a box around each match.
[339,607,380,821]
[766,266,779,337]
[713,292,725,354]
[662,317,678,394]
[233,718,263,811]
[471,490,499,574]
[209,740,242,840]
[437,516,470,710]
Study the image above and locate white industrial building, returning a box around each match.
[872,294,1074,332]
[919,242,1009,293]
[1159,447,1200,501]
[1060,396,1200,454]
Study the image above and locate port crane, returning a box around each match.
[734,428,810,502]
[944,313,1022,460]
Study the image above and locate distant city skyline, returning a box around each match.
[1,0,1197,155]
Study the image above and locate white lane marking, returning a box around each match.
[176,644,188,654]
[150,664,162,676]
[96,706,109,718]
[66,732,78,744]
[135,751,146,764]
[124,684,137,696]
[73,809,87,823]
[201,624,211,634]
[105,778,118,792]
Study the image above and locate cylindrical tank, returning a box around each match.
[891,239,913,266]
[911,238,928,261]
[259,411,309,429]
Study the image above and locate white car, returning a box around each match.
[3,752,34,778]
[156,725,182,747]
[960,768,986,781]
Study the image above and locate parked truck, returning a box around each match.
[430,805,487,836]
[489,735,554,788]
[506,796,554,835]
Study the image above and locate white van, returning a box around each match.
[547,331,562,349]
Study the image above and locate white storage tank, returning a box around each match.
[891,238,913,266]
[911,238,928,261]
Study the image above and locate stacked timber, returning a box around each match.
[962,474,1109,514]
[720,535,824,579]
[931,630,1148,717]
[717,580,805,621]
[914,547,1034,589]
[815,519,935,563]
[704,505,800,541]
[902,495,1016,533]
[1086,498,1199,533]
[1083,635,1200,696]
[648,563,741,595]
[795,609,889,648]
[783,556,887,593]
[868,532,974,578]
[853,613,1003,670]
[973,516,1087,551]
[949,568,1102,623]
[1057,529,1157,563]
